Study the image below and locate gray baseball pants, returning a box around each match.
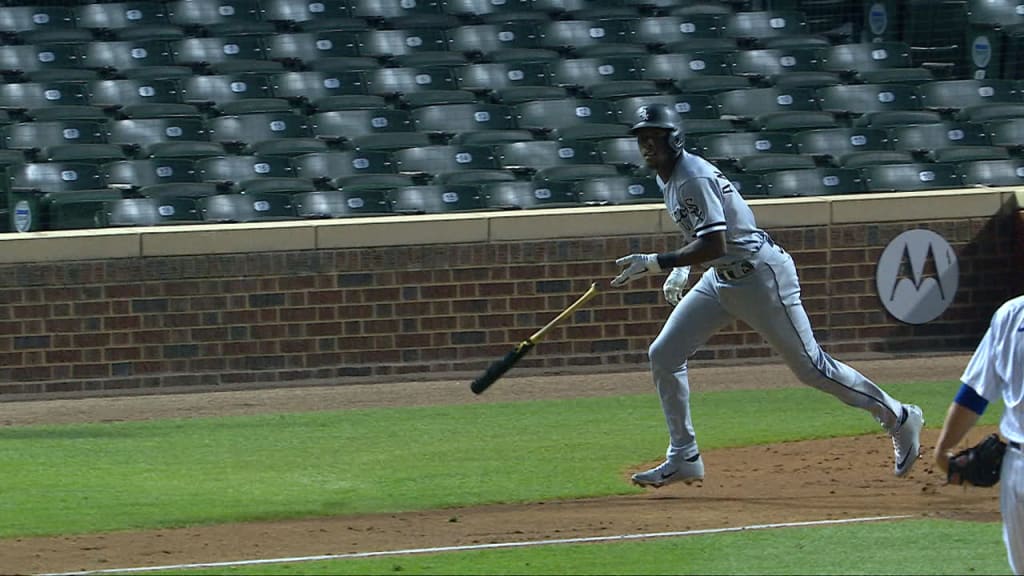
[650,240,906,462]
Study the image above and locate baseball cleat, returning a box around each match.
[891,404,924,477]
[631,455,704,488]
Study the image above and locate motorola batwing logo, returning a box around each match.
[875,229,958,325]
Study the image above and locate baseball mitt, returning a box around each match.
[947,433,1006,487]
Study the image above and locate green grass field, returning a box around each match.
[0,379,1010,574]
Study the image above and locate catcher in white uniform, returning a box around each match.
[935,295,1024,574]
[612,103,924,487]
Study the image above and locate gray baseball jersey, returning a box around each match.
[658,151,762,267]
[649,150,910,465]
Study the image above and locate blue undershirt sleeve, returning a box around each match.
[953,382,989,415]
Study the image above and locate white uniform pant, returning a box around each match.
[1002,445,1024,575]
[649,241,906,462]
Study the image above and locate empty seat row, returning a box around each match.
[3,66,1024,131]
[15,156,1024,233]
[0,5,816,43]
[737,160,1024,197]
[5,75,1024,121]
[690,120,1024,169]
[0,36,936,79]
[5,137,636,194]
[1,0,736,37]
[4,90,1023,161]
[10,172,665,231]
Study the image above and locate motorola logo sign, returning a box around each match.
[875,229,959,325]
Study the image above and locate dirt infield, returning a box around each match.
[0,355,1002,575]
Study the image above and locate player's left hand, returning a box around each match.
[611,253,662,287]
[663,266,690,305]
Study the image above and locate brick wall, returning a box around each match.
[0,198,1019,397]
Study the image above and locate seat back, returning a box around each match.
[195,155,294,185]
[166,0,263,28]
[595,136,644,169]
[917,79,1019,111]
[537,19,635,53]
[495,139,600,170]
[170,36,265,66]
[292,189,392,218]
[0,81,88,111]
[958,158,1024,187]
[480,180,578,209]
[99,196,200,226]
[549,56,642,89]
[641,51,733,81]
[3,120,106,150]
[720,11,808,40]
[447,22,544,55]
[291,150,394,180]
[392,144,497,174]
[455,61,551,93]
[792,127,891,161]
[310,108,413,140]
[575,175,661,204]
[367,66,458,97]
[11,162,106,192]
[410,103,515,135]
[263,31,361,65]
[986,118,1024,149]
[761,167,865,197]
[714,87,817,119]
[695,131,796,161]
[270,70,368,103]
[390,184,483,213]
[0,6,76,35]
[261,0,352,24]
[817,42,912,73]
[513,97,617,132]
[198,192,298,222]
[207,112,312,146]
[103,158,198,188]
[887,122,989,151]
[180,73,274,104]
[358,28,448,59]
[80,40,176,72]
[611,93,718,123]
[632,15,723,48]
[731,48,821,77]
[859,162,961,192]
[75,2,171,31]
[88,78,184,108]
[108,117,207,149]
[816,83,920,115]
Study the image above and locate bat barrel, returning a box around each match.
[470,343,532,394]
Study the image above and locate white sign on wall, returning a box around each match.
[875,229,959,325]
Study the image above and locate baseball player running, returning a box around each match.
[612,103,924,487]
[935,294,1024,574]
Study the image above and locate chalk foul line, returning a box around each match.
[43,514,915,576]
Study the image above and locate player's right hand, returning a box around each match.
[611,253,661,287]
[662,266,690,305]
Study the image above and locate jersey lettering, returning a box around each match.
[713,171,735,194]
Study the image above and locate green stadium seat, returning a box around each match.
[97,197,201,227]
[198,193,299,222]
[575,175,662,205]
[761,167,866,196]
[480,180,579,210]
[292,189,392,218]
[390,184,484,213]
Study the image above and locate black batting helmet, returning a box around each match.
[630,103,684,152]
